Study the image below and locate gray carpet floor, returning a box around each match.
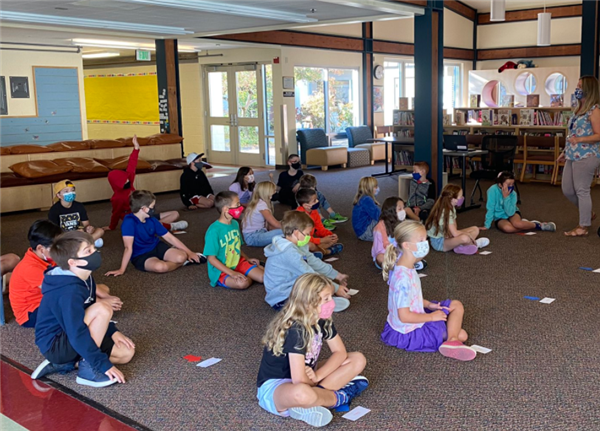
[2,165,600,430]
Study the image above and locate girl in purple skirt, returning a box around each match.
[380,220,476,361]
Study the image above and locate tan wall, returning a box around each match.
[374,17,414,43]
[445,10,474,49]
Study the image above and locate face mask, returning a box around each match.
[291,162,301,170]
[73,250,102,271]
[297,232,312,247]
[575,88,584,100]
[508,186,515,193]
[123,181,131,190]
[228,205,244,219]
[311,201,320,211]
[194,162,204,170]
[246,174,255,183]
[374,187,380,196]
[319,299,335,320]
[146,207,156,218]
[397,209,406,221]
[454,196,465,207]
[411,240,430,259]
[63,192,76,203]
[412,172,421,181]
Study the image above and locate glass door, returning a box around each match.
[205,64,265,166]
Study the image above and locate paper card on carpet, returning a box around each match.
[324,257,339,262]
[593,269,600,273]
[343,406,371,421]
[348,289,359,296]
[479,251,492,255]
[173,231,187,235]
[539,297,555,304]
[197,357,222,367]
[524,232,536,236]
[184,355,202,362]
[471,345,492,354]
[418,274,427,278]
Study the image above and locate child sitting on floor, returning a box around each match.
[106,135,187,232]
[180,152,215,210]
[299,174,348,231]
[425,184,490,255]
[242,181,283,247]
[264,211,350,311]
[105,191,204,276]
[32,231,135,387]
[204,191,264,290]
[381,221,476,361]
[352,177,381,241]
[1,253,20,294]
[406,161,436,222]
[256,273,368,427]
[229,167,256,206]
[271,154,304,208]
[485,171,556,233]
[9,220,61,328]
[49,180,104,248]
[296,188,342,257]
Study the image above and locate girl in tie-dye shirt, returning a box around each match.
[380,220,477,361]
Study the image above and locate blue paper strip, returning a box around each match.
[524,296,540,301]
[579,267,593,271]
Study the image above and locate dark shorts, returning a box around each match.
[495,211,522,230]
[20,309,38,328]
[131,241,171,271]
[44,331,114,365]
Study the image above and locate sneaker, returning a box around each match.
[438,341,477,361]
[289,406,333,427]
[475,238,490,248]
[31,359,76,380]
[94,238,104,249]
[338,376,369,405]
[328,244,344,255]
[322,219,336,231]
[183,253,207,265]
[414,260,427,271]
[171,220,188,231]
[453,245,478,255]
[330,213,349,223]
[541,222,556,232]
[313,252,324,260]
[76,359,117,388]
[333,297,350,313]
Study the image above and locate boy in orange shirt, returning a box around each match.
[295,188,343,257]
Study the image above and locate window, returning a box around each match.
[382,60,414,125]
[294,67,359,137]
[443,64,461,118]
[262,64,275,165]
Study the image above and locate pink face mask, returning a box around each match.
[319,299,335,319]
[228,206,244,219]
[455,196,465,207]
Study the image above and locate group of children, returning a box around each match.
[2,147,562,427]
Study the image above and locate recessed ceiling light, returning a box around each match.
[82,52,120,59]
[0,11,192,35]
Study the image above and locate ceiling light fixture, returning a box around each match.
[537,2,551,46]
[315,0,422,15]
[82,52,121,59]
[72,39,196,53]
[0,11,192,35]
[120,0,318,23]
[490,0,505,22]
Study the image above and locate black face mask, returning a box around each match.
[291,162,301,170]
[147,207,156,218]
[123,181,131,190]
[73,250,102,271]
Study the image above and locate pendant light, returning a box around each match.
[490,0,505,22]
[537,2,551,46]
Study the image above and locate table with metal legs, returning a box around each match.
[367,137,415,177]
[442,149,489,212]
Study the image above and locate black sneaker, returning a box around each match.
[76,359,117,388]
[31,359,76,380]
[184,253,207,265]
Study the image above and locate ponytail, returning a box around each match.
[382,243,398,282]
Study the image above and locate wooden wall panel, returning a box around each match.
[210,31,363,52]
[443,47,474,60]
[372,40,414,55]
[477,44,581,60]
[444,0,477,21]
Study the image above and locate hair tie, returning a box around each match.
[497,172,503,178]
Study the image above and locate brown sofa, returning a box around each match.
[1,134,185,213]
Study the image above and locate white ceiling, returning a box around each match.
[460,0,582,13]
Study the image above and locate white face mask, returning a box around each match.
[246,174,255,183]
[411,240,429,258]
[397,210,406,221]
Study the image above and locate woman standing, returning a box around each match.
[559,76,600,236]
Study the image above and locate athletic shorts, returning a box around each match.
[217,257,257,287]
[43,331,114,365]
[131,242,171,271]
[257,378,292,417]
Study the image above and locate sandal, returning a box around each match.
[564,226,589,237]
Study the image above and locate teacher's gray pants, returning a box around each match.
[562,157,600,227]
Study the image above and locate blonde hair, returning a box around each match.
[424,184,461,237]
[262,273,334,357]
[281,211,314,237]
[575,76,600,117]
[243,181,276,225]
[299,174,317,189]
[353,177,379,206]
[382,220,426,281]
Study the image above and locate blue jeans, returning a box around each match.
[244,228,283,247]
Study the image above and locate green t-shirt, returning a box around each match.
[427,208,456,239]
[203,219,243,286]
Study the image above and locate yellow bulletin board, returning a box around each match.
[84,73,159,124]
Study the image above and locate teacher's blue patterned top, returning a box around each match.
[565,104,600,161]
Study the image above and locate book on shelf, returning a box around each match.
[469,94,481,108]
[399,97,409,110]
[520,109,534,126]
[481,109,492,126]
[455,111,465,126]
[392,110,414,126]
[410,97,415,109]
[394,150,414,167]
[497,109,511,126]
[550,94,564,107]
[526,94,540,107]
[501,95,515,107]
[557,110,573,127]
[443,113,451,126]
[535,110,553,126]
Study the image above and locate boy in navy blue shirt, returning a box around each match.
[106,190,205,276]
[32,231,135,387]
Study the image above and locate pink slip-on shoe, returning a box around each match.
[453,245,478,255]
[438,341,477,361]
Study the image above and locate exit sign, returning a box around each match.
[136,50,151,61]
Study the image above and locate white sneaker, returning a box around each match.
[541,222,556,232]
[333,297,350,313]
[289,406,333,427]
[171,220,188,231]
[94,238,104,248]
[476,238,490,249]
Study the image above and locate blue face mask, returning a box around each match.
[574,88,584,100]
[374,187,380,196]
[63,192,76,203]
[412,172,421,181]
[508,186,515,193]
[411,240,429,259]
